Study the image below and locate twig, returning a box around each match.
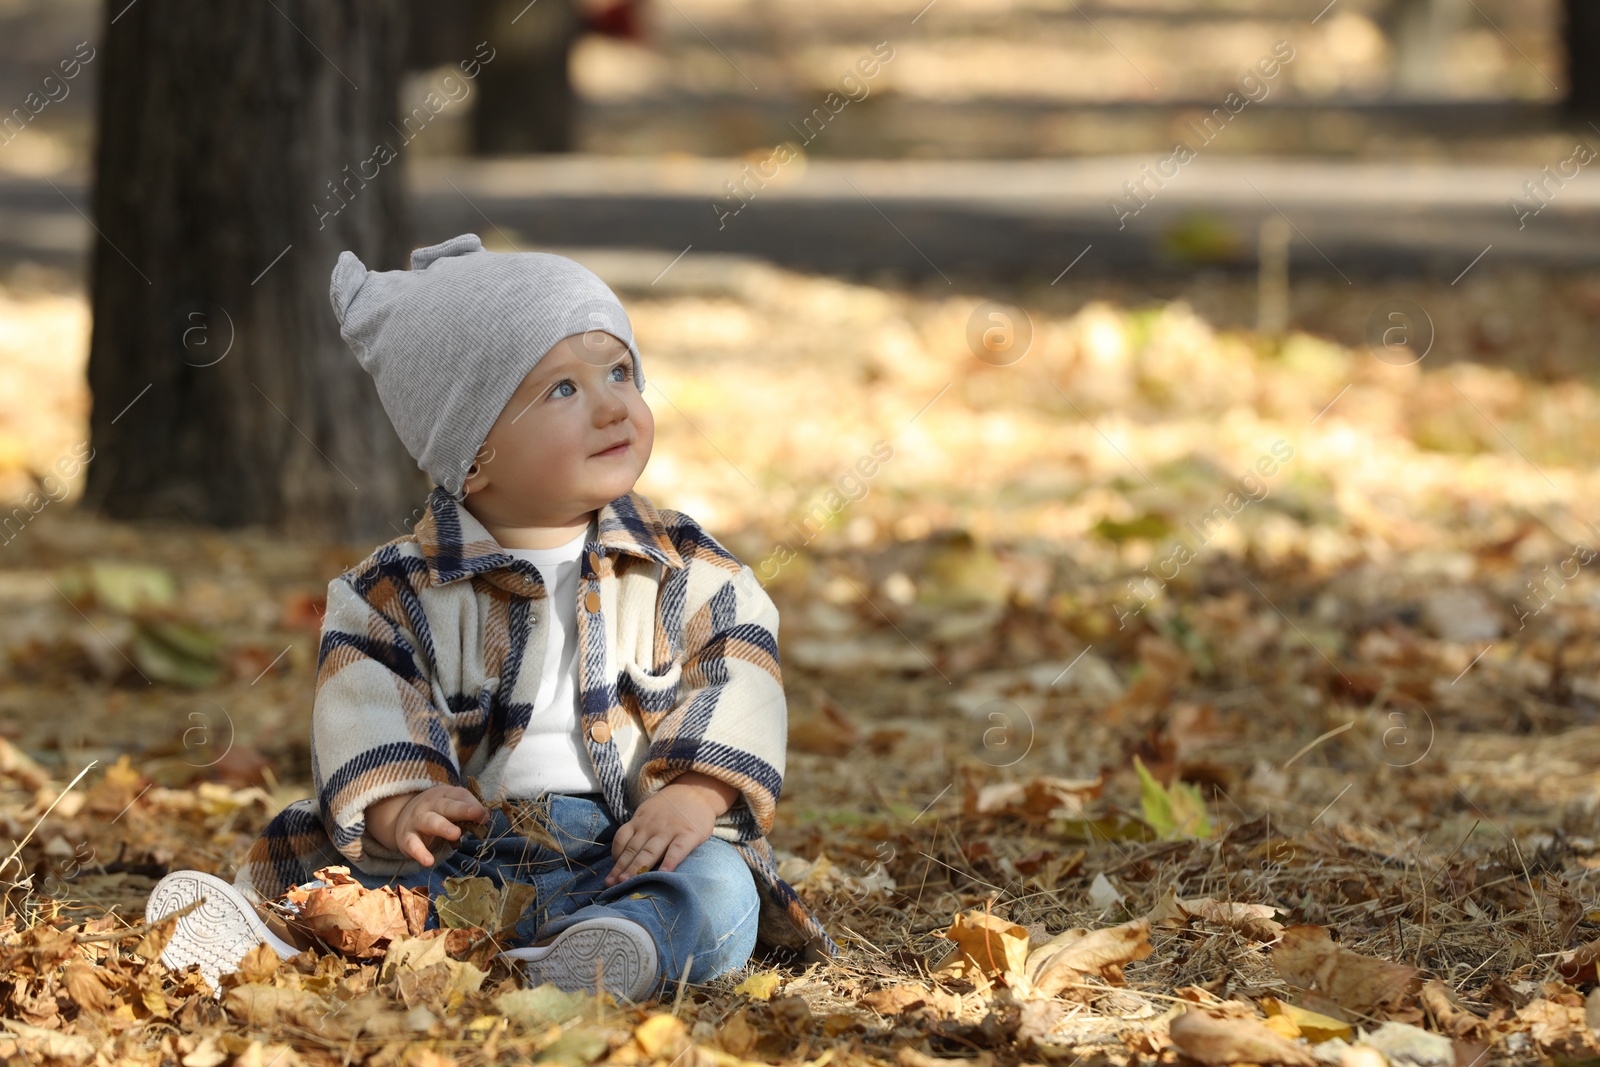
[75,896,207,943]
[672,953,695,1016]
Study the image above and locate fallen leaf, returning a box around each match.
[223,984,328,1029]
[733,970,784,1001]
[1144,884,1285,941]
[1088,872,1125,911]
[963,775,1103,820]
[788,694,861,756]
[1167,1008,1315,1066]
[285,866,427,957]
[1260,996,1352,1043]
[494,985,592,1030]
[1024,919,1154,999]
[858,984,960,1017]
[181,1035,229,1067]
[897,1046,995,1067]
[61,961,112,1014]
[1420,979,1485,1039]
[1361,1021,1455,1066]
[933,911,1030,992]
[1558,937,1600,984]
[0,1019,95,1066]
[1271,925,1421,1015]
[633,1013,688,1058]
[1135,755,1212,839]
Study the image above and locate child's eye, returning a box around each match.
[547,364,627,403]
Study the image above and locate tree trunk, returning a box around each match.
[84,0,428,542]
[1564,0,1600,114]
[471,0,581,154]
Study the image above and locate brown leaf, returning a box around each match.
[0,1019,95,1066]
[897,1046,995,1067]
[858,984,960,1017]
[1421,979,1486,1039]
[1144,884,1284,941]
[61,961,111,1014]
[1558,938,1600,984]
[1024,919,1154,999]
[1271,925,1421,1016]
[233,942,283,985]
[1167,1008,1316,1066]
[287,869,414,957]
[789,694,861,756]
[223,984,328,1029]
[963,775,1103,821]
[135,914,177,966]
[932,911,1029,992]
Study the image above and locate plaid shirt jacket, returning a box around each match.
[235,486,836,959]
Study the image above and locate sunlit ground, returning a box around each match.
[5,256,1600,1061]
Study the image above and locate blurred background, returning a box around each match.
[5,0,1600,1023]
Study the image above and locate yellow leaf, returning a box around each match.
[733,970,784,1000]
[1262,996,1355,1043]
[634,1013,688,1057]
[932,911,1030,991]
[1134,756,1213,839]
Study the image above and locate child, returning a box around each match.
[144,233,836,1001]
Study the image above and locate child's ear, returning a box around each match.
[461,456,490,496]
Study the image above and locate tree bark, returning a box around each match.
[1564,0,1600,114]
[471,0,581,154]
[84,0,429,542]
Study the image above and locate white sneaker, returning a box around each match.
[499,916,660,1003]
[144,870,301,993]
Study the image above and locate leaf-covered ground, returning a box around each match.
[5,260,1600,1064]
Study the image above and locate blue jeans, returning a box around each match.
[335,793,759,989]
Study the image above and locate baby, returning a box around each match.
[144,233,835,1002]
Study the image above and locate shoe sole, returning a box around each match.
[143,870,300,993]
[501,916,659,1002]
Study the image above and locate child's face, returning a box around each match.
[460,330,653,529]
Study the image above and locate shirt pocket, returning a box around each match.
[618,656,684,728]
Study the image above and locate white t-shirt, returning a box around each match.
[498,527,604,796]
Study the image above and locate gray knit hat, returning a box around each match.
[328,233,645,500]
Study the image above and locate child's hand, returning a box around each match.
[366,786,489,866]
[607,772,738,887]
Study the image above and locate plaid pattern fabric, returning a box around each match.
[236,486,836,958]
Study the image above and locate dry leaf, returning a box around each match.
[1167,1008,1316,1066]
[1271,925,1421,1015]
[963,775,1103,820]
[858,984,960,1017]
[135,913,177,964]
[233,941,283,984]
[897,1046,995,1067]
[1420,979,1486,1039]
[789,694,861,756]
[1260,996,1353,1043]
[1144,884,1285,941]
[932,911,1030,991]
[61,961,111,1014]
[1024,919,1154,999]
[0,1019,95,1066]
[286,867,425,957]
[733,970,784,1000]
[1558,938,1600,984]
[223,984,329,1029]
[633,1013,688,1058]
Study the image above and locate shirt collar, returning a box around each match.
[415,485,685,587]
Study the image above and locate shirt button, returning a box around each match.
[584,590,601,613]
[587,550,601,573]
[589,720,612,744]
